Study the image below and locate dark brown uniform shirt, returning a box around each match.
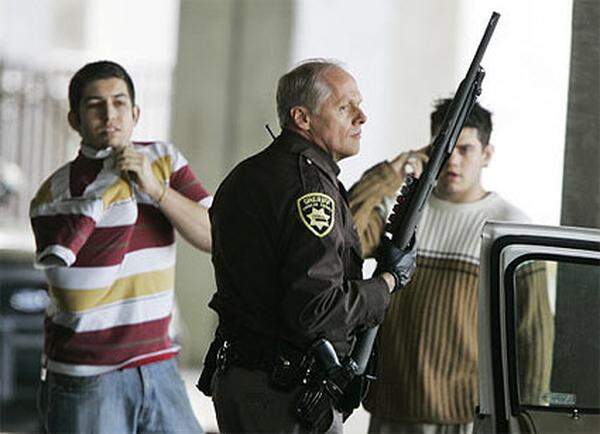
[209,129,390,357]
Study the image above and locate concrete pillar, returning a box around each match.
[171,0,293,365]
[560,0,600,229]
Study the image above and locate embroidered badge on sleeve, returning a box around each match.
[296,192,335,237]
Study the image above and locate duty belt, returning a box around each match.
[216,340,277,373]
[216,340,315,391]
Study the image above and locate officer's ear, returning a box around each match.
[290,106,311,132]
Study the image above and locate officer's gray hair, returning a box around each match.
[276,59,343,129]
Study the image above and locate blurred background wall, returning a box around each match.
[169,0,574,364]
[1,2,590,431]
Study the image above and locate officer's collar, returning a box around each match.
[275,129,341,179]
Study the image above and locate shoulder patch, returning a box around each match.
[296,192,335,238]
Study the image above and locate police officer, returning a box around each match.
[204,60,416,433]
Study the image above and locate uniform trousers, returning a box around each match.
[213,366,343,434]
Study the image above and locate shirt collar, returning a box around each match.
[80,142,114,160]
[275,129,341,179]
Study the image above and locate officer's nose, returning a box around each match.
[354,107,367,125]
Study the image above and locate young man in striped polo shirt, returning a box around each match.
[30,61,211,433]
[349,99,554,434]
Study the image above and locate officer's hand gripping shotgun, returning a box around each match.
[297,12,501,430]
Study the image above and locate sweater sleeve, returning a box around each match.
[348,162,404,258]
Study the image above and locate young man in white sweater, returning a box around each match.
[350,99,553,434]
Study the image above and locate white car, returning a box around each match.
[475,222,600,433]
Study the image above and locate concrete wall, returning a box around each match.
[171,0,574,365]
[561,0,600,229]
[463,0,572,225]
[290,0,462,188]
[290,0,572,224]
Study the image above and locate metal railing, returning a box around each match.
[0,63,78,223]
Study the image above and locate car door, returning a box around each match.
[475,221,600,434]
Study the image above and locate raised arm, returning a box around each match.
[116,144,212,252]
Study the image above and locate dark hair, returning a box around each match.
[68,60,136,117]
[430,98,492,146]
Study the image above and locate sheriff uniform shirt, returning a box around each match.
[208,129,390,356]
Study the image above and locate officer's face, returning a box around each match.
[309,68,367,161]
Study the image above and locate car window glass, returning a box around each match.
[513,259,599,410]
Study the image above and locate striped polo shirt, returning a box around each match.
[30,141,211,376]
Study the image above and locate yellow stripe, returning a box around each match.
[30,177,54,209]
[151,155,173,185]
[102,177,133,209]
[49,267,175,313]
